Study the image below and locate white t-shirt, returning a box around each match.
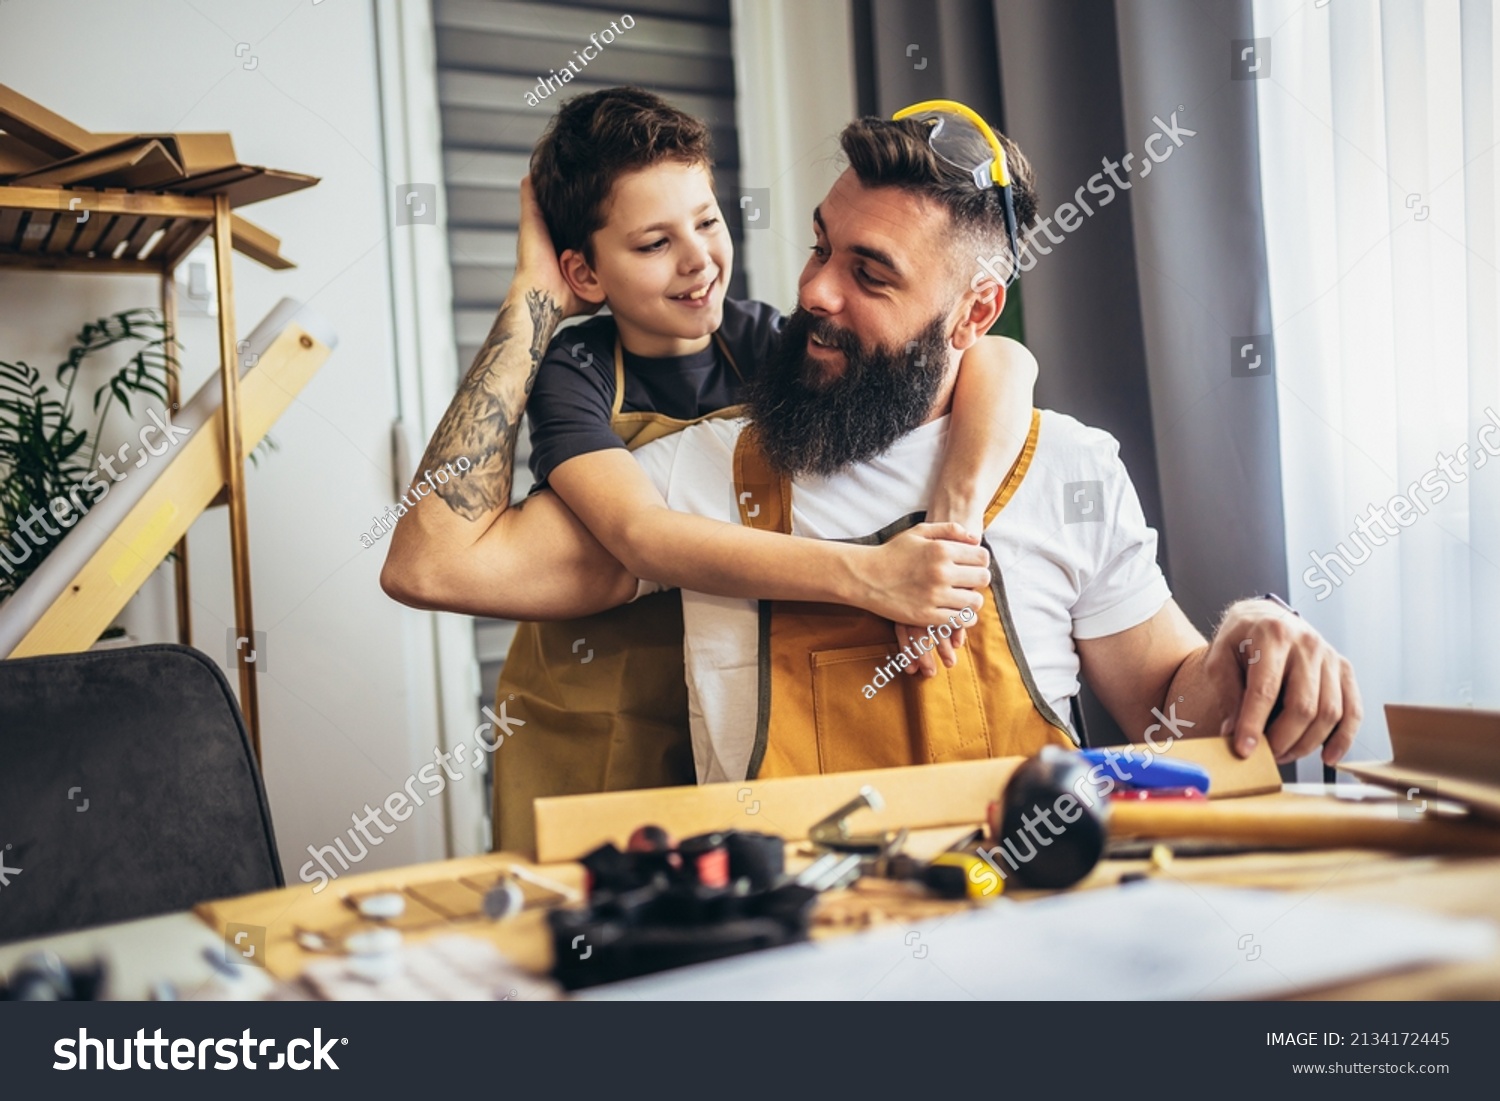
[631,410,1172,783]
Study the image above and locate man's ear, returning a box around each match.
[950,275,1006,351]
[559,248,609,306]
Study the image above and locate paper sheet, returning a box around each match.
[578,882,1497,1000]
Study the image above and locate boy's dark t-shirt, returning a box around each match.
[526,298,784,488]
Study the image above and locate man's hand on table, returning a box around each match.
[1206,598,1363,766]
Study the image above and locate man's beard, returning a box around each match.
[746,308,950,477]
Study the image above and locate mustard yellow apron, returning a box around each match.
[732,409,1077,777]
[493,334,744,855]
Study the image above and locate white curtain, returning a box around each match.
[1254,0,1500,772]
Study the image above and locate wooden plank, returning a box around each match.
[0,206,23,247]
[0,190,287,268]
[17,212,53,252]
[534,736,1282,862]
[1109,793,1500,854]
[1150,734,1282,798]
[9,324,332,659]
[96,214,143,256]
[535,758,1026,863]
[0,184,213,218]
[228,213,293,269]
[0,250,162,275]
[122,214,167,259]
[194,850,583,980]
[0,132,55,176]
[92,132,239,176]
[10,138,185,190]
[154,217,211,269]
[1339,703,1500,820]
[43,208,83,253]
[0,81,97,158]
[70,208,114,255]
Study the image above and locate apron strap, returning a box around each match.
[612,332,745,421]
[982,408,1042,528]
[733,425,792,534]
[713,330,745,382]
[611,339,627,419]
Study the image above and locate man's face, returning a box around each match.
[745,171,965,476]
[585,161,732,357]
[795,169,965,384]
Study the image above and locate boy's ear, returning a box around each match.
[558,248,609,306]
[950,277,1006,351]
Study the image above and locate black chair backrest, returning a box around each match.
[0,643,282,943]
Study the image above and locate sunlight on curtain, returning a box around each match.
[1253,0,1500,771]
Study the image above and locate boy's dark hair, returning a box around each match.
[838,115,1039,283]
[530,87,714,263]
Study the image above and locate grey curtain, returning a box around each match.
[1111,0,1287,622]
[851,0,1288,743]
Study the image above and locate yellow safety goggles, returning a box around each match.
[892,99,1022,286]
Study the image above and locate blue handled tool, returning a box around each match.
[1077,748,1211,794]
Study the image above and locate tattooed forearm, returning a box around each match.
[526,288,563,373]
[416,289,562,521]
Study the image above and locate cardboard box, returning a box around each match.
[1340,704,1500,821]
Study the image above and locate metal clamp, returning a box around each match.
[808,785,894,854]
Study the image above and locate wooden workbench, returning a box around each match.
[192,832,1500,1000]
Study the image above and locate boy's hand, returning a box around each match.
[853,522,988,630]
[514,176,597,320]
[906,505,984,674]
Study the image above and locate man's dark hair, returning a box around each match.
[838,115,1039,283]
[530,87,714,263]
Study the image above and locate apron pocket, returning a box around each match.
[809,642,915,773]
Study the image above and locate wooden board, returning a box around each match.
[189,831,1500,998]
[8,324,331,658]
[534,736,1281,863]
[535,757,1024,863]
[10,138,185,190]
[1339,703,1500,820]
[1110,792,1500,854]
[1157,733,1282,797]
[195,852,584,981]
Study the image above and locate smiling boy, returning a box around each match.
[386,88,1043,851]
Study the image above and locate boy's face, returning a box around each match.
[583,161,731,357]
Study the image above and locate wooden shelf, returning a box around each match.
[0,82,319,765]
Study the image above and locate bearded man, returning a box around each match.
[383,113,1361,792]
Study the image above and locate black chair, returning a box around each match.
[0,643,282,943]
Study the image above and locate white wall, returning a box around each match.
[730,0,857,310]
[0,0,472,884]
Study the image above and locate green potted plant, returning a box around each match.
[0,307,179,602]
